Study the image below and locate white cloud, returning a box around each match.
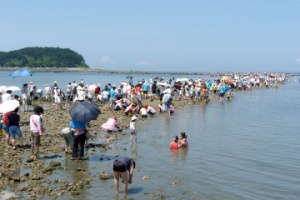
[296,58,300,63]
[100,56,116,65]
[135,60,152,66]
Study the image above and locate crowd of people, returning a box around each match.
[0,72,288,195]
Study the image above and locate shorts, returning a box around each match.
[113,160,126,172]
[9,126,23,139]
[62,132,74,148]
[143,91,148,94]
[22,94,27,105]
[54,96,61,103]
[130,129,136,135]
[3,124,10,134]
[219,93,225,97]
[102,98,109,104]
[165,102,171,112]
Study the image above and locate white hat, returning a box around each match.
[131,115,137,121]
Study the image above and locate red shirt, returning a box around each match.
[3,111,12,126]
[170,141,179,149]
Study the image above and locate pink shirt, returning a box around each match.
[30,114,43,135]
[146,106,156,114]
[101,118,119,131]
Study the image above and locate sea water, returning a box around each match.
[1,71,300,200]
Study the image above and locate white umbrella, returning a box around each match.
[157,82,167,86]
[88,84,98,91]
[0,86,6,91]
[0,99,20,114]
[176,78,189,82]
[5,86,21,92]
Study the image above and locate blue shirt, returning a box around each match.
[110,90,116,99]
[142,83,149,91]
[70,120,86,129]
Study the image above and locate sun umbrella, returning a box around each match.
[0,99,20,114]
[9,69,34,78]
[221,76,229,81]
[0,86,6,91]
[157,82,167,86]
[69,101,101,123]
[5,86,21,92]
[176,78,189,82]
[153,77,163,80]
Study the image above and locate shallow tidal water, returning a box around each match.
[1,71,300,199]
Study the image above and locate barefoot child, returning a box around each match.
[130,115,137,144]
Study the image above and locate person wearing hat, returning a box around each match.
[130,115,137,144]
[53,85,62,110]
[61,127,74,154]
[100,116,121,132]
[139,105,148,117]
[21,84,29,111]
[144,104,156,116]
[113,156,136,195]
[44,84,51,101]
[29,81,34,93]
[170,136,179,149]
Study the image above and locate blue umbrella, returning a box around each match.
[9,69,34,78]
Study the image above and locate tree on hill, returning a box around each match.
[0,47,89,68]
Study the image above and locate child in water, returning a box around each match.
[170,136,179,149]
[130,115,137,144]
[178,132,188,148]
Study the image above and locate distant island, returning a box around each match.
[0,47,89,69]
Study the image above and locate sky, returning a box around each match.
[0,0,300,72]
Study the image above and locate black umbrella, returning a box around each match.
[69,101,101,123]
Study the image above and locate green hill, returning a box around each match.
[0,47,89,68]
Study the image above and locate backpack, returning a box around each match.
[168,95,173,102]
[72,86,77,95]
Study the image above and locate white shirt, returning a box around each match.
[101,91,109,99]
[78,89,85,101]
[1,93,11,103]
[163,88,172,94]
[44,86,51,95]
